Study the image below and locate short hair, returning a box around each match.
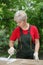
[14,10,27,22]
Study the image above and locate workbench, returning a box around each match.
[0,58,43,65]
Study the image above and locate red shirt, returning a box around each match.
[10,25,40,43]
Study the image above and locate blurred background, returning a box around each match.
[0,0,43,59]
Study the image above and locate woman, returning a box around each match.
[8,10,40,60]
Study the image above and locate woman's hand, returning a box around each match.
[8,47,16,55]
[33,52,39,60]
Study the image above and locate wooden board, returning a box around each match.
[0,59,43,65]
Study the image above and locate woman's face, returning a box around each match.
[16,20,26,28]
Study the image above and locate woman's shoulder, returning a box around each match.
[31,25,38,30]
[13,26,20,32]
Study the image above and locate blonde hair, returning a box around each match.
[14,10,27,22]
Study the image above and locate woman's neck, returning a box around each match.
[22,23,30,30]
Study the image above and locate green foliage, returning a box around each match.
[0,29,9,52]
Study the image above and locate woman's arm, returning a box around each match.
[9,40,14,47]
[33,39,40,60]
[35,39,40,52]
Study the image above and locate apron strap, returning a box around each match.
[28,25,31,33]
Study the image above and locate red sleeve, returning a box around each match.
[10,28,18,41]
[34,26,40,39]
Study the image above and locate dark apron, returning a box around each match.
[16,25,35,59]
